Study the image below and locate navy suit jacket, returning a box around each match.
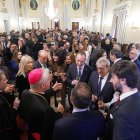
[104,92,140,140]
[66,63,93,89]
[88,71,114,103]
[53,110,105,140]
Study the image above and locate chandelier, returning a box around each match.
[45,0,57,19]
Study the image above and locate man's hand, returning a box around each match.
[91,95,98,102]
[52,82,63,91]
[71,80,79,86]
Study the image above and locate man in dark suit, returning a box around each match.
[104,60,140,140]
[33,50,49,69]
[88,57,114,104]
[53,82,105,140]
[66,52,93,111]
[110,48,123,65]
[129,48,140,71]
[67,52,93,88]
[0,70,20,140]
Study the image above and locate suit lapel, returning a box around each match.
[73,64,78,79]
[110,92,140,114]
[101,74,111,94]
[80,65,86,80]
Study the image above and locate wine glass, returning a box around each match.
[98,96,105,113]
[75,75,80,81]
[56,94,62,104]
[14,88,19,98]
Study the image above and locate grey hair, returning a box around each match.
[38,50,47,57]
[96,57,110,67]
[30,68,50,89]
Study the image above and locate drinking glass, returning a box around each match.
[56,94,62,104]
[98,96,105,113]
[14,88,19,98]
[75,75,80,81]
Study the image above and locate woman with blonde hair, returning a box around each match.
[16,55,34,98]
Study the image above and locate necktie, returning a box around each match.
[78,68,82,77]
[97,77,103,95]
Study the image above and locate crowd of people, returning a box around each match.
[0,27,140,140]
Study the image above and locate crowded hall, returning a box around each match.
[0,0,140,140]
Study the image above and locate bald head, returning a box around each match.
[38,50,48,64]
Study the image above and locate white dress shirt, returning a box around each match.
[99,73,109,91]
[72,107,88,113]
[120,88,138,101]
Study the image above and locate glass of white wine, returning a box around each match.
[98,96,105,113]
[14,88,19,98]
[56,94,62,104]
[75,75,80,81]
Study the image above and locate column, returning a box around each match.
[100,0,108,34]
[64,4,68,29]
[12,0,20,31]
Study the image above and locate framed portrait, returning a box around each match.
[30,0,38,10]
[72,0,80,11]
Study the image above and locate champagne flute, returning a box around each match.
[14,88,19,98]
[75,75,80,81]
[56,94,62,104]
[98,96,105,113]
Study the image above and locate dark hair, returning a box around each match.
[110,48,123,59]
[111,60,139,88]
[92,40,98,46]
[112,38,117,42]
[128,43,135,52]
[71,82,92,109]
[47,43,52,49]
[53,49,65,65]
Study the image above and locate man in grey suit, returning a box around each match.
[104,60,140,140]
[88,57,114,104]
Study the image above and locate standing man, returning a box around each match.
[19,68,64,140]
[33,50,49,69]
[110,48,123,64]
[0,70,20,140]
[67,52,93,88]
[88,57,114,104]
[53,82,105,140]
[104,60,140,140]
[66,52,93,111]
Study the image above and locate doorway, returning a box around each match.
[4,20,10,34]
[72,22,79,31]
[54,19,60,29]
